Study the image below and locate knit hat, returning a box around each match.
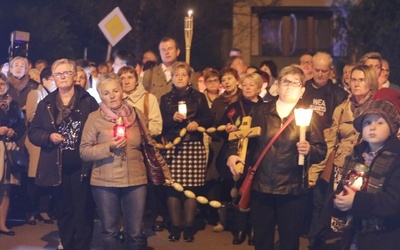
[353,99,400,135]
[371,88,400,112]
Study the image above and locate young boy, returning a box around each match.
[333,98,400,249]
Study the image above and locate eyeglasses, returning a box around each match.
[300,60,312,65]
[350,78,365,84]
[53,71,74,79]
[279,79,302,87]
[0,82,6,87]
[206,79,220,84]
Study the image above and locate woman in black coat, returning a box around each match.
[227,66,327,250]
[28,59,98,250]
[160,62,213,242]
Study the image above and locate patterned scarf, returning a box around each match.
[99,101,135,128]
[56,94,76,125]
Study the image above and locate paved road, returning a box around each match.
[0,217,341,249]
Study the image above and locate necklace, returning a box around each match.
[205,91,218,104]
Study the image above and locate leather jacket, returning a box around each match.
[231,100,327,195]
[160,85,213,142]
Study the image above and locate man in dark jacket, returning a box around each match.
[301,51,348,131]
[301,52,348,249]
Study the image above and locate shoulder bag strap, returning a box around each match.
[144,92,149,118]
[146,67,154,93]
[134,108,148,144]
[251,114,294,172]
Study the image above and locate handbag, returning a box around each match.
[237,114,294,210]
[3,139,29,174]
[134,108,166,185]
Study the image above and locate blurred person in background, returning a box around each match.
[0,72,25,236]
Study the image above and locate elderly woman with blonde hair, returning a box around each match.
[80,73,171,250]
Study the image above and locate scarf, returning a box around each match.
[99,101,136,128]
[56,93,76,125]
[0,93,12,113]
[7,73,30,92]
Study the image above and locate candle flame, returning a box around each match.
[188,10,193,17]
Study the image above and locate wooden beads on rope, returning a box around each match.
[165,180,223,209]
[156,124,228,150]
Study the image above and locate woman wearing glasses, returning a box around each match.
[29,59,98,250]
[307,65,379,249]
[227,66,327,250]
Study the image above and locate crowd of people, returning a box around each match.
[0,35,399,250]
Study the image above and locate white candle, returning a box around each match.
[294,108,313,165]
[178,101,187,119]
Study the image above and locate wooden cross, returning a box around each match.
[228,116,261,174]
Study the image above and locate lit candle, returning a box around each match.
[113,116,126,137]
[178,101,187,119]
[294,108,313,165]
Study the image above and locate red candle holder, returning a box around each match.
[113,116,126,138]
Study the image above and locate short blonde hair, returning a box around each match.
[96,73,122,95]
[240,72,263,89]
[171,62,192,78]
[51,58,76,74]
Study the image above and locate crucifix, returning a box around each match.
[228,116,261,174]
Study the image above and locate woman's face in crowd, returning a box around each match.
[172,67,190,90]
[120,71,138,93]
[76,70,87,88]
[100,81,123,110]
[278,73,305,104]
[11,58,27,79]
[0,80,8,95]
[205,76,220,94]
[241,77,260,101]
[350,70,370,100]
[220,73,238,94]
[342,65,354,85]
[53,64,76,90]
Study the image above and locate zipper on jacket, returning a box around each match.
[47,104,62,185]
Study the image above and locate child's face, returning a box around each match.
[362,114,391,152]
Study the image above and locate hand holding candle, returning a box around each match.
[294,108,313,165]
[178,101,187,119]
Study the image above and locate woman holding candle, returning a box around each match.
[80,73,172,250]
[227,66,327,250]
[160,62,213,242]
